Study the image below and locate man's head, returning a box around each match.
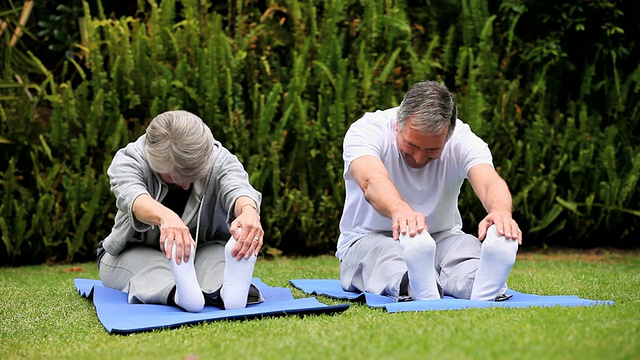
[144,110,214,189]
[396,81,457,168]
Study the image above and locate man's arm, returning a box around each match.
[468,163,522,244]
[350,155,426,239]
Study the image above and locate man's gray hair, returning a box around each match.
[144,110,214,184]
[397,80,457,138]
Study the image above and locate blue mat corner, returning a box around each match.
[289,279,614,313]
[75,278,349,334]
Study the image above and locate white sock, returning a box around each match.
[470,224,518,301]
[169,243,204,312]
[400,231,441,300]
[221,234,257,309]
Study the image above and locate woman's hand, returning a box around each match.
[160,212,196,264]
[229,199,263,260]
[132,193,195,264]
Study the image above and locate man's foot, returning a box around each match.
[399,231,440,300]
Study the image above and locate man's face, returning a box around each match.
[396,120,448,168]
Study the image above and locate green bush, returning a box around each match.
[0,0,638,265]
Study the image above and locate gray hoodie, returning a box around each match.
[101,135,262,256]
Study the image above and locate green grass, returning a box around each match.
[1,251,639,360]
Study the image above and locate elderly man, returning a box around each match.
[337,80,521,301]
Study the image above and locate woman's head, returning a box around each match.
[144,110,214,187]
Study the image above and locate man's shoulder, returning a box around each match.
[350,107,397,133]
[452,119,471,136]
[441,120,490,162]
[355,107,397,122]
[450,120,487,143]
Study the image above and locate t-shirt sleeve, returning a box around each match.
[342,114,386,180]
[454,123,494,178]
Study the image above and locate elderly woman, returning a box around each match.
[97,110,263,312]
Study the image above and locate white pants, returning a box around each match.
[339,230,509,299]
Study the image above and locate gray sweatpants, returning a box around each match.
[99,241,261,306]
[339,230,499,299]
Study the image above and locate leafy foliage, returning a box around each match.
[0,0,638,265]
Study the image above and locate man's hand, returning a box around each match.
[391,208,428,240]
[478,211,522,244]
[350,156,426,239]
[468,164,521,244]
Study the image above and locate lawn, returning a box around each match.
[1,250,639,360]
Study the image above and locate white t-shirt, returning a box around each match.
[336,107,493,260]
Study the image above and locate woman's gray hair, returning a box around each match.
[144,110,214,184]
[397,80,457,138]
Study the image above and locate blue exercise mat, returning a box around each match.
[289,279,614,313]
[75,278,349,334]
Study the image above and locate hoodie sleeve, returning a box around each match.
[107,137,155,233]
[208,144,262,223]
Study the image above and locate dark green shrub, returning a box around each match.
[0,0,638,265]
